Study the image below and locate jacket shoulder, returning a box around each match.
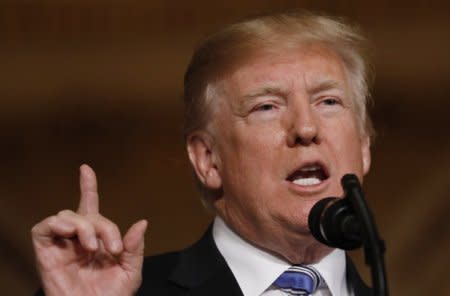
[137,251,185,295]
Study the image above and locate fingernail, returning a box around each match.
[111,240,122,253]
[88,237,98,249]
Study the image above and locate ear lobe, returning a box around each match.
[361,135,371,175]
[186,132,222,189]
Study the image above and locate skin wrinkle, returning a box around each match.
[194,44,371,264]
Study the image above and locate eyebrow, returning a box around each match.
[307,80,343,94]
[243,86,286,99]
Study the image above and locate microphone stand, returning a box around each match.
[342,174,388,296]
[308,174,388,296]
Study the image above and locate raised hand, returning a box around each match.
[31,165,147,296]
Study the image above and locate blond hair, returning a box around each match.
[184,11,374,138]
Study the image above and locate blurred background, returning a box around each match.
[1,0,449,295]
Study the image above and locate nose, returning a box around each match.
[286,103,320,147]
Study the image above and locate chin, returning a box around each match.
[262,220,329,264]
[285,238,334,265]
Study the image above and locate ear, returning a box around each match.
[186,131,222,189]
[361,134,371,175]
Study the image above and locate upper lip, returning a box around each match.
[286,160,330,182]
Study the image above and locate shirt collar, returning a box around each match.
[212,216,349,296]
[310,243,349,295]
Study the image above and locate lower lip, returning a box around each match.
[285,178,330,196]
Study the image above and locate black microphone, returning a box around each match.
[308,196,362,250]
[308,174,389,296]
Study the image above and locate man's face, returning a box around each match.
[195,44,370,262]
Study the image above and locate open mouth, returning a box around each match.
[286,163,329,186]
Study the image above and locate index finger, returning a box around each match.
[77,164,99,215]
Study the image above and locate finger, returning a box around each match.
[31,211,98,251]
[77,164,99,215]
[91,214,123,255]
[31,215,75,245]
[46,216,76,236]
[121,220,148,272]
[59,210,123,255]
[56,210,99,251]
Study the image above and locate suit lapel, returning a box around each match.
[169,225,244,296]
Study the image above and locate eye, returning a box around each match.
[321,98,340,106]
[254,103,276,112]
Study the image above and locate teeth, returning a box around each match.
[299,165,321,172]
[293,177,321,186]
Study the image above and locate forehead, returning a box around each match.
[223,44,350,95]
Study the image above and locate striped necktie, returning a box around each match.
[273,265,321,295]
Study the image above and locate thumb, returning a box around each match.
[121,219,148,274]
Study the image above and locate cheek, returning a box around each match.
[335,133,365,173]
[229,125,285,163]
[218,128,286,197]
[326,118,365,170]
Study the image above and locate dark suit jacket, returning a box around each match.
[137,226,372,295]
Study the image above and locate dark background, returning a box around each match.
[1,1,449,295]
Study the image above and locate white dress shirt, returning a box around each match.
[212,216,353,296]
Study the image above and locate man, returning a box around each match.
[32,12,374,295]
